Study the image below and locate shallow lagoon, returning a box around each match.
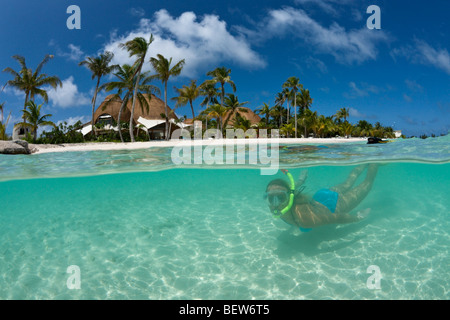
[0,137,449,299]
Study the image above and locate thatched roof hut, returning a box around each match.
[223,107,261,127]
[93,94,177,125]
[94,94,131,124]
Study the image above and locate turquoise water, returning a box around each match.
[0,136,449,299]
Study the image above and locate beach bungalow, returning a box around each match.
[222,107,261,128]
[12,125,31,140]
[80,94,190,139]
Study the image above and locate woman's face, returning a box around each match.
[265,184,290,213]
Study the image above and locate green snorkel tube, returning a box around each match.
[272,169,296,219]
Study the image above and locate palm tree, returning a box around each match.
[383,126,395,139]
[355,120,372,137]
[199,82,219,130]
[199,81,219,108]
[306,110,319,137]
[0,83,5,122]
[255,103,271,126]
[335,107,350,123]
[324,116,338,138]
[234,114,252,131]
[205,67,236,111]
[171,79,200,119]
[283,77,302,138]
[19,101,55,142]
[0,105,11,141]
[3,54,62,122]
[100,64,160,142]
[274,91,286,110]
[340,121,354,138]
[280,123,295,138]
[205,103,228,133]
[119,36,154,142]
[79,51,117,138]
[0,102,4,123]
[274,92,287,127]
[222,93,248,129]
[298,88,313,114]
[270,104,284,129]
[150,54,185,140]
[300,109,316,138]
[280,88,291,124]
[316,115,327,138]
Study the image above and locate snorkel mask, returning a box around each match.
[265,169,296,219]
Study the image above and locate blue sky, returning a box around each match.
[0,0,449,136]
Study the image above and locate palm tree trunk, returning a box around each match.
[279,112,282,129]
[286,101,290,125]
[130,67,142,142]
[190,100,195,118]
[223,112,233,130]
[294,91,297,138]
[304,119,307,138]
[22,91,30,124]
[92,77,101,138]
[117,94,128,143]
[221,83,225,108]
[164,80,169,140]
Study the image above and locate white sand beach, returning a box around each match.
[30,137,368,154]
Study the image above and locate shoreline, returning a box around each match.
[30,137,368,154]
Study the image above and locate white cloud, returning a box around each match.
[252,7,390,64]
[403,94,413,103]
[415,40,450,75]
[294,0,354,16]
[129,7,145,17]
[46,76,91,109]
[392,40,450,75]
[305,57,328,73]
[3,86,25,99]
[49,40,85,62]
[37,115,89,136]
[57,115,90,127]
[64,44,84,61]
[349,107,366,118]
[346,81,380,98]
[405,79,424,92]
[102,10,266,78]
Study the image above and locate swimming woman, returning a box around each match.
[265,164,378,231]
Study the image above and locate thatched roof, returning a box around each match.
[93,94,177,124]
[184,118,194,125]
[94,94,131,124]
[223,107,261,127]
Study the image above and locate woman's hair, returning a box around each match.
[266,178,310,204]
[266,179,290,192]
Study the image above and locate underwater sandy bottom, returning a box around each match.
[0,165,448,299]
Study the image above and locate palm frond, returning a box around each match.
[34,54,54,78]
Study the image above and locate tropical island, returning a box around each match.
[0,34,412,154]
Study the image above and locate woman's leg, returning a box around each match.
[334,164,378,214]
[330,164,367,194]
